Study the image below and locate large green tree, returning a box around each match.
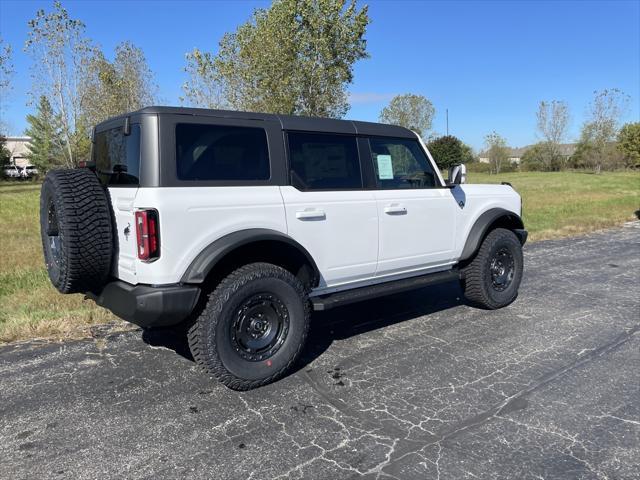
[182,0,369,117]
[83,41,157,126]
[616,122,640,167]
[24,96,65,172]
[379,94,435,138]
[426,135,474,169]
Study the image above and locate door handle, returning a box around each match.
[384,204,407,215]
[296,209,326,220]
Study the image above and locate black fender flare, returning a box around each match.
[459,208,526,262]
[180,228,320,285]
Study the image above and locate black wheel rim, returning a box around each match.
[490,247,515,292]
[46,201,62,266]
[230,293,289,362]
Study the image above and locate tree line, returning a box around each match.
[0,0,638,174]
[515,90,638,173]
[377,90,638,174]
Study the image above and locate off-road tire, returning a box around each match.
[187,263,310,391]
[462,228,523,309]
[40,168,113,294]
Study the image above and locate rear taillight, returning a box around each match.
[135,209,160,261]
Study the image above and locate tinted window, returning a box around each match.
[176,124,269,181]
[288,132,362,190]
[369,137,438,189]
[94,124,141,186]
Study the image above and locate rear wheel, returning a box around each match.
[187,263,310,390]
[462,228,523,309]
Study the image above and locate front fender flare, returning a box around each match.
[459,208,526,261]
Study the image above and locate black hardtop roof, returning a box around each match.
[99,106,417,139]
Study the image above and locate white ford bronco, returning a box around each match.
[40,107,527,390]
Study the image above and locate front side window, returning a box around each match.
[94,124,141,186]
[176,124,270,181]
[369,137,438,189]
[288,132,362,190]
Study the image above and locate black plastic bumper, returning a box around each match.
[87,281,200,328]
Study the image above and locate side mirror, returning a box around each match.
[448,163,466,185]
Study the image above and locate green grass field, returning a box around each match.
[468,171,640,240]
[1,171,638,343]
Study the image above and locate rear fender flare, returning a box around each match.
[180,228,320,285]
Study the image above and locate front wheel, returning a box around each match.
[187,263,310,390]
[462,228,523,309]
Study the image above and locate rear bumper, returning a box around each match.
[87,281,200,328]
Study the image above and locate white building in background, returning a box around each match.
[3,136,32,167]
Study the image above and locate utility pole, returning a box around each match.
[446,109,449,136]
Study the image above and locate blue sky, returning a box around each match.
[1,0,638,151]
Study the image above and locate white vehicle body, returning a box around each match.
[99,109,522,296]
[112,183,520,295]
[86,107,525,328]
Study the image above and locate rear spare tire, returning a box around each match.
[40,168,113,293]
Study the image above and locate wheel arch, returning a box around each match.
[459,208,526,262]
[180,228,320,289]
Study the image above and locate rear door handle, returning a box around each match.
[384,204,407,215]
[296,209,326,220]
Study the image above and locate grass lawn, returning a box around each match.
[467,171,640,241]
[0,171,638,343]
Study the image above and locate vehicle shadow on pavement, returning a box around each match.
[296,280,464,373]
[140,280,464,375]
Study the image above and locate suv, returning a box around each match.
[3,164,22,179]
[40,107,526,390]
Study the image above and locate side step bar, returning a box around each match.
[311,269,461,311]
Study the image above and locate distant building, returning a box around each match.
[478,143,577,164]
[3,136,33,167]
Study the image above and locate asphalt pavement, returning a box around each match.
[1,223,639,480]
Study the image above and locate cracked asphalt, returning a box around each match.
[1,224,639,480]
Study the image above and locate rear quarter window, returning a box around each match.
[93,124,141,186]
[175,124,270,181]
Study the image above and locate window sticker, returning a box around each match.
[376,154,394,180]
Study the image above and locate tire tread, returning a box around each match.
[462,228,522,310]
[187,262,310,391]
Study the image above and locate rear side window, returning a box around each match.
[369,137,438,189]
[175,124,270,181]
[94,124,141,186]
[288,132,362,190]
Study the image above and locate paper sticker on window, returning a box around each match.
[377,154,394,180]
